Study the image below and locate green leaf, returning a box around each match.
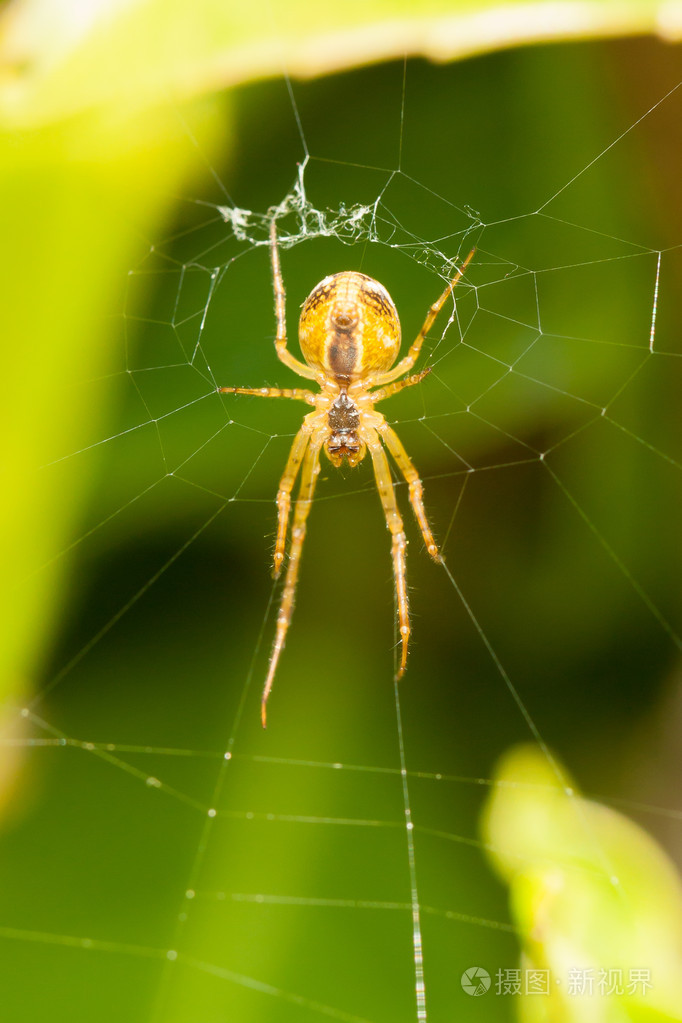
[483,745,682,1022]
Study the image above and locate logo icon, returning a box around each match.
[461,967,491,996]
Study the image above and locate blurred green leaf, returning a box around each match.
[483,745,682,1021]
[0,98,228,708]
[2,0,681,127]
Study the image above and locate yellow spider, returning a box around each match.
[219,222,473,726]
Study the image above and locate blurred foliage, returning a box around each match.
[0,96,227,713]
[484,745,682,1021]
[1,0,681,1022]
[2,0,681,126]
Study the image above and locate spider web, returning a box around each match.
[5,38,682,1023]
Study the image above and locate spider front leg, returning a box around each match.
[262,431,325,726]
[365,429,411,679]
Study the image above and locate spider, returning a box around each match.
[219,221,473,726]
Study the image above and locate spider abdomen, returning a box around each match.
[299,271,401,383]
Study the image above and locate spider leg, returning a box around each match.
[365,428,411,679]
[371,248,475,387]
[380,424,441,563]
[270,221,317,381]
[262,431,324,726]
[272,422,314,578]
[370,368,431,405]
[218,385,316,404]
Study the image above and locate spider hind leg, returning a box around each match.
[365,428,411,678]
[380,424,441,563]
[272,423,313,578]
[262,434,324,726]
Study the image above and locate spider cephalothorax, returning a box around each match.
[326,392,364,466]
[219,222,473,725]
